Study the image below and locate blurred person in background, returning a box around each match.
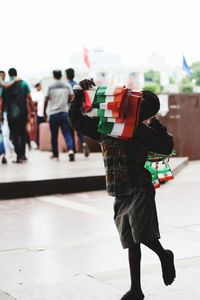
[32,82,45,148]
[65,68,90,157]
[1,68,35,163]
[0,123,6,164]
[0,70,20,161]
[44,70,75,161]
[0,70,7,163]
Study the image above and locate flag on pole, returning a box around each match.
[83,47,91,68]
[182,55,192,76]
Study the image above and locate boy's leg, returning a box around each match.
[128,244,144,299]
[114,196,145,300]
[120,245,144,300]
[129,245,142,293]
[125,245,145,298]
[142,239,176,286]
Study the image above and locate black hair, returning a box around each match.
[53,70,62,80]
[65,68,75,80]
[8,68,17,77]
[34,82,41,88]
[0,70,5,75]
[139,91,160,122]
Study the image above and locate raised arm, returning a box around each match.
[68,80,101,141]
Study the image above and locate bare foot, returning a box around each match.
[161,249,176,286]
[120,290,144,300]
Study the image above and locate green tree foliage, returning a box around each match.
[169,76,176,84]
[143,82,160,93]
[144,70,160,84]
[144,70,161,93]
[191,61,200,85]
[179,77,193,93]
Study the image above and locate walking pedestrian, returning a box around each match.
[0,70,19,161]
[32,82,45,148]
[1,68,35,163]
[0,71,7,164]
[44,70,75,161]
[68,79,176,300]
[65,68,90,157]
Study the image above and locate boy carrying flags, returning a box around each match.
[69,79,176,300]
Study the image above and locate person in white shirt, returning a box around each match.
[32,82,45,147]
[44,70,75,161]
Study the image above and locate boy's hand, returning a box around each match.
[79,78,95,90]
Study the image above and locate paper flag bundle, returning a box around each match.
[145,161,160,189]
[157,161,174,182]
[91,86,142,140]
[145,150,175,188]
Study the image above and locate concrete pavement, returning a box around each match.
[0,150,188,198]
[0,160,199,299]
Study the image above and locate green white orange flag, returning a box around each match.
[92,86,128,117]
[88,85,142,139]
[97,91,142,139]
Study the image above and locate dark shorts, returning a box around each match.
[114,188,160,248]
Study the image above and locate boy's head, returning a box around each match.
[139,91,160,122]
[65,68,75,80]
[8,68,17,77]
[53,70,62,80]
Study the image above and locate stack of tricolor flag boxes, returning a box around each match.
[90,85,142,140]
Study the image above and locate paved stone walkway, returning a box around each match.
[0,160,199,299]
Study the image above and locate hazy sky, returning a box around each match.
[1,0,200,77]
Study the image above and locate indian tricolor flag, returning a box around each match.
[97,91,142,140]
[92,86,128,118]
